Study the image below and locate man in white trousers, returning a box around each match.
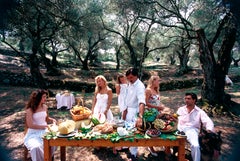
[125,67,146,161]
[177,92,215,161]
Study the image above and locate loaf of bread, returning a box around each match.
[92,122,113,134]
[58,120,76,134]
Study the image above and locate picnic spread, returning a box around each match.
[45,107,180,141]
[43,105,185,161]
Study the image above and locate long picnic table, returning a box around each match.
[43,134,186,161]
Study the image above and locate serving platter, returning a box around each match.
[57,131,76,138]
[146,129,161,137]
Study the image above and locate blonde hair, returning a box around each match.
[147,75,160,94]
[94,75,108,93]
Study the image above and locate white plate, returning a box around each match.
[57,131,76,138]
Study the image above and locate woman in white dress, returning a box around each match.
[24,89,56,161]
[115,73,128,120]
[92,75,113,121]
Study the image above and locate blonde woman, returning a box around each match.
[145,75,171,157]
[145,75,170,112]
[92,75,114,121]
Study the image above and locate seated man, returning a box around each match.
[177,92,214,161]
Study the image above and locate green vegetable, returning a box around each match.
[170,121,175,126]
[143,108,159,122]
[91,117,100,125]
[80,127,92,134]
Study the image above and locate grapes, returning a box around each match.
[146,129,161,137]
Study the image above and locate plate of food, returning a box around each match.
[146,129,161,137]
[174,130,186,136]
[153,113,177,133]
[57,131,76,138]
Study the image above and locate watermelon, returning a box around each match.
[91,113,106,125]
[91,117,100,125]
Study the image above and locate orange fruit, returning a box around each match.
[173,113,178,118]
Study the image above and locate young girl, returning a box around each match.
[115,73,128,120]
[24,89,56,161]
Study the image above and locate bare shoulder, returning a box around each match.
[145,88,151,94]
[43,104,48,110]
[25,108,32,113]
[107,86,112,92]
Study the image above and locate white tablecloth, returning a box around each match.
[56,93,75,110]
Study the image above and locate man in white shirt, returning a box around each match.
[125,67,146,161]
[177,93,214,161]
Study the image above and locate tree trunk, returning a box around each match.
[176,49,190,76]
[124,39,137,68]
[82,59,89,70]
[39,49,60,76]
[51,51,58,67]
[197,29,217,104]
[115,45,121,70]
[82,49,92,71]
[197,19,236,105]
[29,40,47,89]
[29,53,47,89]
[215,17,237,104]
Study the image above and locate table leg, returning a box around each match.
[44,139,51,161]
[178,139,186,161]
[60,146,66,161]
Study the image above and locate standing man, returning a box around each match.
[125,67,146,160]
[177,93,215,161]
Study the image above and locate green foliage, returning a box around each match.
[143,108,159,122]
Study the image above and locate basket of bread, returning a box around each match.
[70,98,91,121]
[153,113,178,133]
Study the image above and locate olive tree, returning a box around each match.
[140,0,239,108]
[4,0,73,88]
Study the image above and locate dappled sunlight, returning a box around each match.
[0,111,25,160]
[0,91,8,97]
[53,146,148,160]
[0,79,239,160]
[215,126,240,159]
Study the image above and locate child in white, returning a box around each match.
[115,73,128,120]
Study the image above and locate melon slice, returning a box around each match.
[98,113,106,124]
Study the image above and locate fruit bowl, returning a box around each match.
[146,129,161,137]
[153,113,178,133]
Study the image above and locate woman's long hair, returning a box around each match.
[94,75,108,94]
[25,89,48,112]
[147,75,160,94]
[116,73,125,84]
